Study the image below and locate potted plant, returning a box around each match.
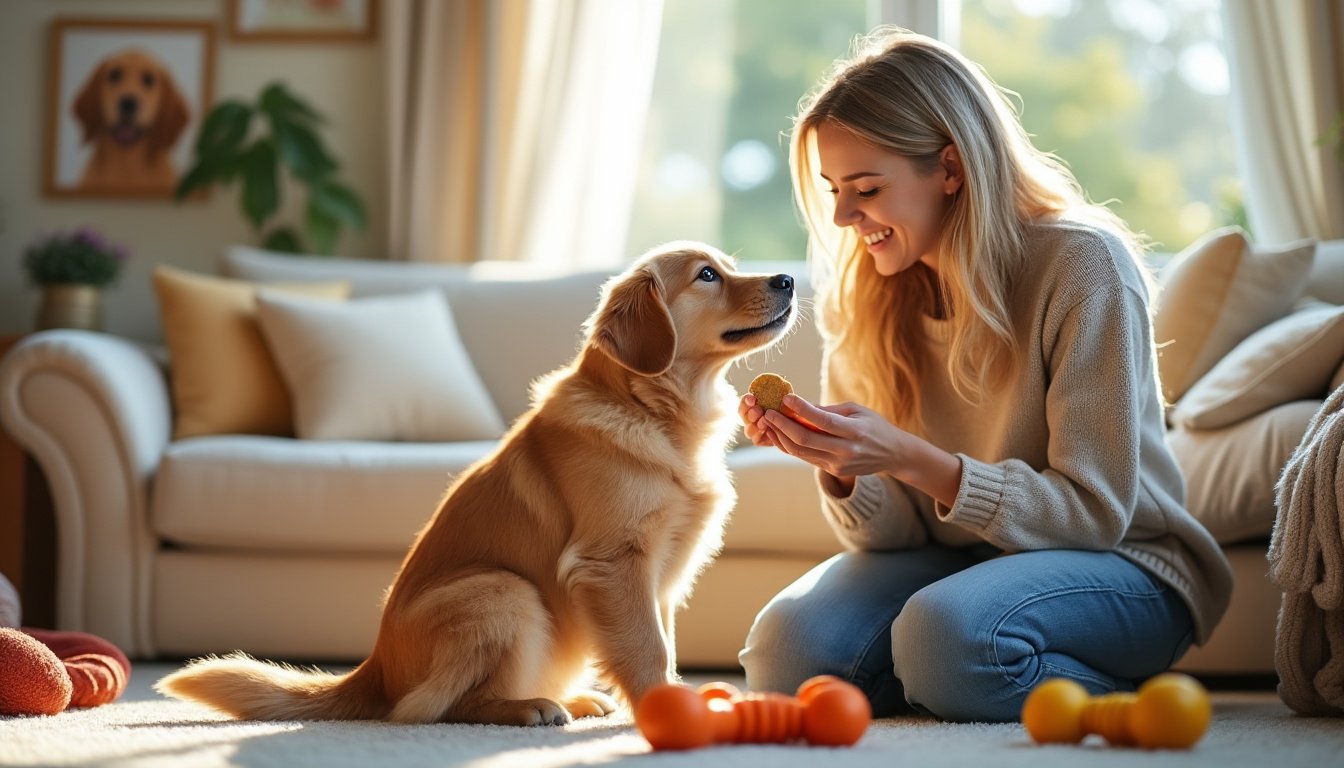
[23,227,129,331]
[175,82,367,255]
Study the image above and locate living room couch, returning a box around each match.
[4,233,1343,677]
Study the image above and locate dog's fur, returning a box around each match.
[156,242,796,725]
[73,48,189,193]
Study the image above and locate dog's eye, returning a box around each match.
[698,266,719,283]
[143,72,156,88]
[108,67,123,84]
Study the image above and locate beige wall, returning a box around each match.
[0,0,387,340]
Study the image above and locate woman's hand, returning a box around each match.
[755,394,963,507]
[758,395,904,479]
[738,393,778,448]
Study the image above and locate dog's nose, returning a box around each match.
[118,96,138,118]
[769,274,794,293]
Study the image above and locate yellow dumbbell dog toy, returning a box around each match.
[1021,673,1211,749]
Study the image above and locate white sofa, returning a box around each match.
[3,239,1341,676]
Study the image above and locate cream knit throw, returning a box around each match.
[1270,382,1344,715]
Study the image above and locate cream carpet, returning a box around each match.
[2,663,1342,768]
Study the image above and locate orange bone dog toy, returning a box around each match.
[1021,673,1211,749]
[635,675,871,751]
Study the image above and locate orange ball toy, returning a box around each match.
[1022,673,1211,750]
[1129,673,1212,749]
[634,676,871,751]
[0,628,73,716]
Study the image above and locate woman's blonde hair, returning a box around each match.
[791,27,1147,434]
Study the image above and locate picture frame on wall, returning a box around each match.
[44,17,215,200]
[228,0,378,42]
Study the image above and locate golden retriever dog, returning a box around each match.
[73,48,189,193]
[157,242,797,725]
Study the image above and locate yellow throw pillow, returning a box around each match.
[152,266,351,439]
[1153,227,1315,405]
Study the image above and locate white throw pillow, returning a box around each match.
[1170,300,1344,430]
[1168,400,1318,545]
[1153,227,1315,405]
[255,289,507,441]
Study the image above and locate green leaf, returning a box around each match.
[240,141,279,231]
[262,227,303,253]
[272,118,338,181]
[309,180,367,230]
[305,202,340,255]
[175,161,215,201]
[259,82,325,126]
[194,101,253,157]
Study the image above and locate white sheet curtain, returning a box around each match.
[385,0,664,266]
[1223,0,1344,243]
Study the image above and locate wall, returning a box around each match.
[0,0,387,340]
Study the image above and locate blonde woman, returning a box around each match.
[738,28,1232,722]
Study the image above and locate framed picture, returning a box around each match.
[228,0,378,42]
[44,18,215,200]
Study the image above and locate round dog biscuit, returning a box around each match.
[749,373,793,412]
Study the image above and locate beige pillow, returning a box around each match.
[254,289,506,441]
[1170,300,1344,430]
[153,266,351,439]
[1168,400,1317,545]
[1154,227,1316,405]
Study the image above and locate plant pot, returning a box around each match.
[36,283,102,331]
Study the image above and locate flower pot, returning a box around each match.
[36,283,102,331]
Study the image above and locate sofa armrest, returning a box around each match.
[0,330,171,656]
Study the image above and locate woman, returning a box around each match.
[737,28,1232,723]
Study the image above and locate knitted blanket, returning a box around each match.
[1269,383,1344,716]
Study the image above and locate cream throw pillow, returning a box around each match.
[254,289,506,441]
[1154,227,1315,405]
[1170,300,1344,430]
[153,266,351,439]
[1168,400,1318,545]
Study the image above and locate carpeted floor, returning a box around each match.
[2,662,1342,768]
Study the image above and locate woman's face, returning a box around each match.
[815,121,962,276]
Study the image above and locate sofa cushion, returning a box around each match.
[255,290,506,442]
[1167,400,1318,545]
[152,436,495,553]
[224,246,612,424]
[1153,227,1315,405]
[152,438,842,557]
[151,266,351,439]
[1170,300,1344,430]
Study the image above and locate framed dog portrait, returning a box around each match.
[44,18,216,200]
[228,0,378,42]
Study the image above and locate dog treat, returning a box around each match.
[749,373,793,412]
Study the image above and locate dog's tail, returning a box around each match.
[155,652,387,721]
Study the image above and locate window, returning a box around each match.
[628,0,1240,263]
[626,0,868,262]
[955,0,1241,252]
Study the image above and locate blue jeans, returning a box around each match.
[738,547,1194,722]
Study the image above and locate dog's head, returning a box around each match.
[586,241,796,377]
[73,48,190,154]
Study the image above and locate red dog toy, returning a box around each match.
[635,675,871,750]
[0,574,131,716]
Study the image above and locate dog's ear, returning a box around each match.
[588,267,676,377]
[72,62,105,144]
[150,66,190,154]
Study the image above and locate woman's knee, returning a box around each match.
[739,596,839,694]
[891,583,1013,721]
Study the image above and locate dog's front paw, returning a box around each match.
[563,690,619,719]
[479,697,573,726]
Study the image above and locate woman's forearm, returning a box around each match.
[893,434,963,509]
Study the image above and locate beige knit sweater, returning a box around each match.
[816,219,1233,644]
